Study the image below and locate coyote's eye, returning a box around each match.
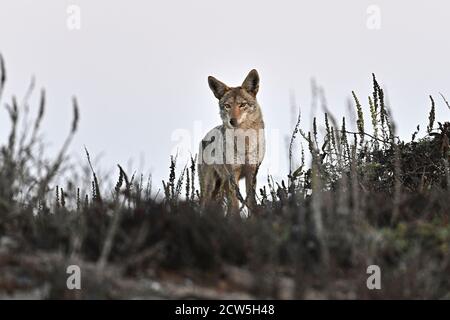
[240,102,248,108]
[223,103,231,109]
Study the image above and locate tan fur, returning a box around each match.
[198,70,265,214]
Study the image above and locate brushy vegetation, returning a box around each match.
[0,55,449,299]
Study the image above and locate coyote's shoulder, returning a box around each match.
[198,69,265,214]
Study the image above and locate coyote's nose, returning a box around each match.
[230,118,238,127]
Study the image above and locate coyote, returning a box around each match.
[198,69,265,214]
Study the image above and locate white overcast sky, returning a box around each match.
[1,0,450,191]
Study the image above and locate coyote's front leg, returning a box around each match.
[245,165,259,214]
[223,167,241,215]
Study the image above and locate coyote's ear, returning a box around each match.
[208,76,229,100]
[242,69,259,96]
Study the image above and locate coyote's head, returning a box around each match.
[208,69,262,129]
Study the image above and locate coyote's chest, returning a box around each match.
[222,126,265,166]
[200,125,265,166]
